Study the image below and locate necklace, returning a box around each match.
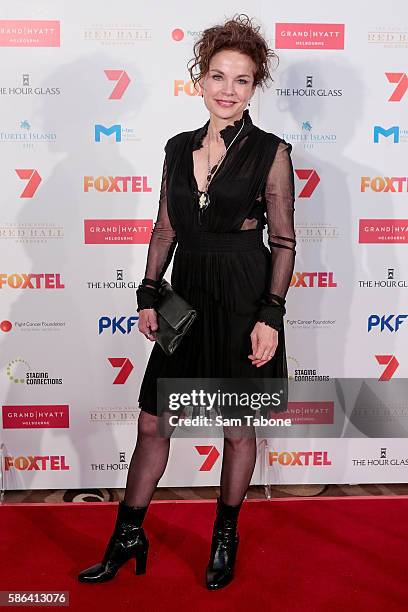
[197,114,246,223]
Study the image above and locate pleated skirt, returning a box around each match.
[138,229,288,417]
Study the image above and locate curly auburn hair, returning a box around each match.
[187,13,279,93]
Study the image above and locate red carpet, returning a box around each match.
[1,497,408,611]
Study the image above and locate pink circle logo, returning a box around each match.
[0,320,12,332]
[172,28,184,42]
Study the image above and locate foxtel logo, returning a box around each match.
[15,169,42,198]
[174,80,201,96]
[375,354,399,380]
[0,273,64,289]
[108,357,134,384]
[295,169,320,197]
[5,455,70,470]
[195,445,220,471]
[268,450,332,466]
[361,177,408,192]
[385,72,408,102]
[84,176,152,192]
[290,272,337,287]
[104,69,130,99]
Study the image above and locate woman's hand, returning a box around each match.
[248,321,278,367]
[138,308,158,341]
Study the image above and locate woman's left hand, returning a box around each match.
[248,321,278,367]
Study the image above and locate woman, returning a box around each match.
[78,14,296,590]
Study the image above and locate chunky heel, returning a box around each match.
[205,496,243,590]
[135,540,149,575]
[78,500,149,583]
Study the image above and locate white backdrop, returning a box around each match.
[1,1,408,490]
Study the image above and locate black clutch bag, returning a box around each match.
[154,280,198,356]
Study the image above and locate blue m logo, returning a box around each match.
[95,124,121,142]
[373,125,399,143]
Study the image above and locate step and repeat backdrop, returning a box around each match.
[1,1,408,491]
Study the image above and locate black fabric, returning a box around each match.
[137,108,296,415]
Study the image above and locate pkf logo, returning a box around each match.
[99,316,138,335]
[295,169,320,197]
[385,72,408,102]
[375,355,399,380]
[195,445,220,471]
[104,70,131,99]
[368,314,408,332]
[108,357,134,384]
[15,169,42,198]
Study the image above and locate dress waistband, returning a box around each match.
[177,230,264,253]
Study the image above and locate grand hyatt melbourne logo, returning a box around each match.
[358,219,408,243]
[87,269,137,289]
[0,20,61,47]
[2,405,69,429]
[84,219,153,244]
[276,75,343,97]
[275,23,345,50]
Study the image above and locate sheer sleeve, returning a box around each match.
[256,140,296,331]
[136,147,177,311]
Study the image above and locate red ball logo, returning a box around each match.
[0,320,12,332]
[172,28,184,42]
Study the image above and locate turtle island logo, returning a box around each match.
[0,118,57,149]
[283,120,337,150]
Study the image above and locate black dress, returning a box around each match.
[137,108,296,416]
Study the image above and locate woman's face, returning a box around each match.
[199,49,256,122]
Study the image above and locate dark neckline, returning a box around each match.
[191,108,254,151]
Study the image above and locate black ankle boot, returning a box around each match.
[205,496,242,590]
[78,500,149,583]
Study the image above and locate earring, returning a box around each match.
[248,99,251,107]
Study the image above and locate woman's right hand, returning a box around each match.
[138,308,159,341]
